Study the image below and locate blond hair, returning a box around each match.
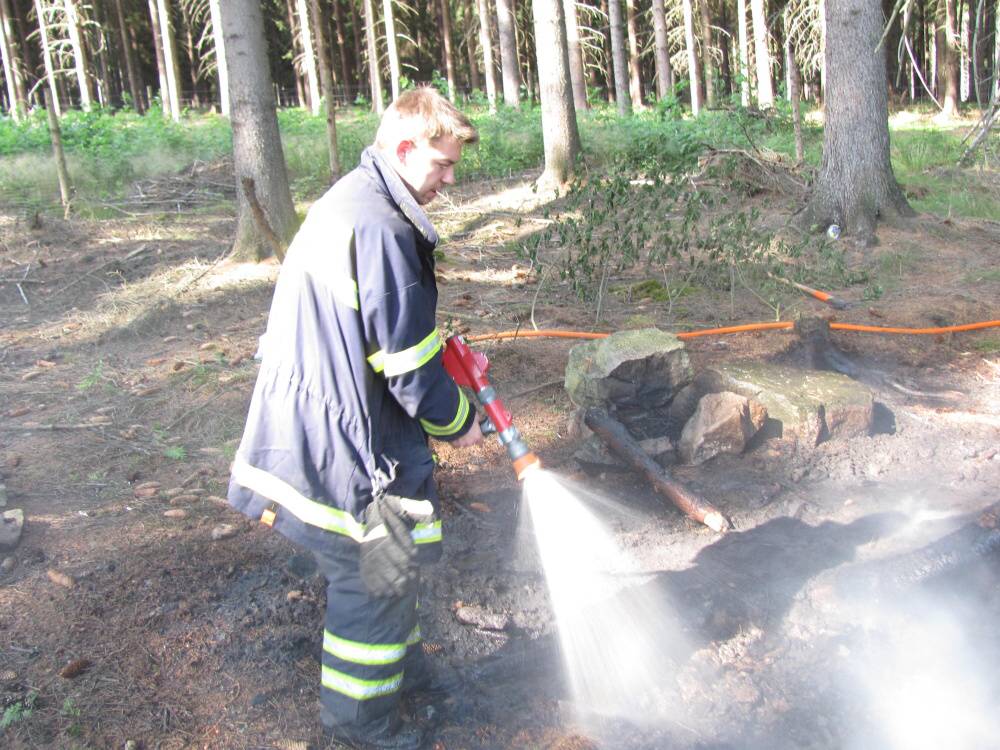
[374,87,479,149]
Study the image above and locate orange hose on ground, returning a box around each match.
[464,319,1000,343]
[828,321,1000,335]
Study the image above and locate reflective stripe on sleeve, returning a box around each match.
[411,521,442,545]
[323,630,407,666]
[230,455,367,542]
[420,389,470,437]
[321,665,403,700]
[367,329,442,377]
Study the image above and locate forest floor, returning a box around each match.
[1,160,999,750]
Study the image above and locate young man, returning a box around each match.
[228,87,484,749]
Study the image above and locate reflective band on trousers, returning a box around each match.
[367,329,442,377]
[322,665,403,701]
[231,456,442,545]
[420,388,470,437]
[324,630,407,666]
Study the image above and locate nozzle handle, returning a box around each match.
[480,416,497,436]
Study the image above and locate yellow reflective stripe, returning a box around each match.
[331,274,359,310]
[411,521,442,545]
[368,329,442,377]
[420,389,470,437]
[323,630,406,666]
[406,625,421,646]
[367,350,385,373]
[230,455,367,542]
[321,665,403,700]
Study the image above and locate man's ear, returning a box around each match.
[396,140,414,164]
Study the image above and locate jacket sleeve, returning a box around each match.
[358,222,477,441]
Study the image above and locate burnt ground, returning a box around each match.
[0,168,999,750]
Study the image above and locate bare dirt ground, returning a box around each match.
[1,166,999,750]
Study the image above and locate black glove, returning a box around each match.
[360,494,420,597]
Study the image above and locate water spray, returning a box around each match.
[442,335,541,480]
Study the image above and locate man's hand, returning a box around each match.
[452,419,484,448]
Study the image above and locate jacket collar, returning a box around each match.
[362,147,439,249]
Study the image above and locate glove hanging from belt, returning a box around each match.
[360,494,429,597]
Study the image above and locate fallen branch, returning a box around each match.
[583,408,729,533]
[958,102,998,165]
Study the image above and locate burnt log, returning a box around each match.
[584,408,729,533]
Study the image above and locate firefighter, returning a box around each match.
[227,87,484,749]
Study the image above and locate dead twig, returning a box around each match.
[506,379,564,401]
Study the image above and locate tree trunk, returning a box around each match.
[599,0,614,102]
[477,0,498,110]
[113,0,145,112]
[624,0,645,109]
[972,0,994,103]
[439,0,457,100]
[682,0,701,114]
[147,0,170,115]
[63,0,93,110]
[178,0,201,107]
[208,0,229,114]
[784,7,803,161]
[562,0,588,109]
[331,0,350,94]
[699,0,714,106]
[532,0,580,183]
[650,0,673,98]
[96,3,118,106]
[218,0,297,261]
[939,0,960,115]
[801,0,914,247]
[296,0,321,111]
[362,0,383,112]
[750,0,772,107]
[608,0,631,114]
[735,0,749,105]
[0,0,27,119]
[309,0,340,179]
[284,0,306,106]
[348,0,363,90]
[719,0,732,94]
[157,0,183,119]
[464,0,480,90]
[495,0,520,105]
[43,87,72,216]
[33,0,60,115]
[381,0,400,99]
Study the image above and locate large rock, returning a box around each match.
[679,391,768,465]
[697,362,874,446]
[0,483,7,508]
[0,509,24,552]
[565,329,692,409]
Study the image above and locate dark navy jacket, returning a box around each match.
[227,147,476,554]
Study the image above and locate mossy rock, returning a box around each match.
[564,328,692,409]
[698,361,874,446]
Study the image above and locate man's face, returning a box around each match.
[395,135,463,205]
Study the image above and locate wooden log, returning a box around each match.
[584,407,729,532]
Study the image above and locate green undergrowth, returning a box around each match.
[1,100,996,222]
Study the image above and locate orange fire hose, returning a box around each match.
[465,319,1000,344]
